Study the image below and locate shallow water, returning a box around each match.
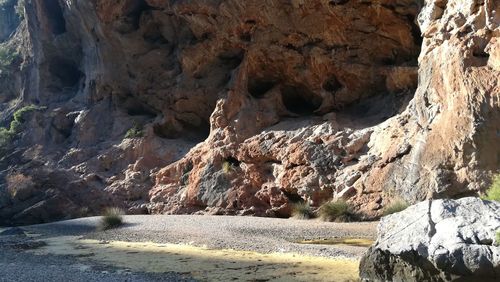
[295,238,374,247]
[31,236,360,281]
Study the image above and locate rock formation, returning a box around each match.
[0,0,498,225]
[359,197,500,281]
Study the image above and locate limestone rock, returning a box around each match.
[0,0,498,224]
[360,197,500,281]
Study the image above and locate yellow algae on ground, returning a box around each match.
[295,238,374,247]
[31,236,360,282]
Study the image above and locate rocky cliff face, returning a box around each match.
[0,0,498,225]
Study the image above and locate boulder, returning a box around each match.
[360,197,500,281]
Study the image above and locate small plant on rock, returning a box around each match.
[222,160,233,173]
[482,174,500,202]
[15,0,25,18]
[0,105,45,151]
[496,230,500,247]
[125,124,143,139]
[99,207,124,230]
[383,200,409,216]
[222,157,240,174]
[291,202,314,220]
[0,45,19,74]
[319,199,351,222]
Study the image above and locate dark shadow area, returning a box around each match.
[119,95,157,117]
[248,77,278,98]
[142,16,168,45]
[48,57,83,88]
[328,0,350,6]
[408,15,424,48]
[22,220,139,237]
[472,43,490,67]
[224,156,241,167]
[281,84,322,115]
[125,0,153,31]
[41,0,67,35]
[336,92,412,128]
[322,76,343,93]
[217,49,244,70]
[281,189,303,203]
[153,119,210,142]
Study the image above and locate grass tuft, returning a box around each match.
[383,200,409,216]
[222,161,233,174]
[319,200,351,222]
[291,202,314,220]
[482,175,500,202]
[99,208,124,230]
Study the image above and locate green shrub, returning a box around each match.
[0,45,18,74]
[483,175,500,202]
[99,208,124,230]
[13,105,40,122]
[125,124,143,139]
[496,230,500,247]
[291,202,314,220]
[15,0,25,18]
[319,200,351,222]
[0,105,44,150]
[383,200,409,216]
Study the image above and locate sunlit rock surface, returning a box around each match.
[360,197,500,281]
[0,0,498,225]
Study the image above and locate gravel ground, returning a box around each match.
[23,215,377,258]
[0,242,195,282]
[1,215,377,281]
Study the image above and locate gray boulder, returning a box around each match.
[360,197,500,281]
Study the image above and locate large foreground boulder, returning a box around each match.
[360,197,500,281]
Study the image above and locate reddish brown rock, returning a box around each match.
[0,0,498,224]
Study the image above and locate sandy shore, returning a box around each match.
[1,215,377,281]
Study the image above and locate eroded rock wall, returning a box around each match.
[0,0,498,225]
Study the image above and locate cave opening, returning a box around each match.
[281,84,322,115]
[127,106,156,117]
[42,0,67,35]
[224,157,241,167]
[125,0,153,31]
[248,77,278,98]
[471,42,490,67]
[323,76,343,93]
[153,119,211,142]
[218,49,244,70]
[48,58,83,88]
[328,0,350,6]
[122,98,157,117]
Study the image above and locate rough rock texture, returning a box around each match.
[0,0,21,42]
[0,0,498,225]
[359,197,500,281]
